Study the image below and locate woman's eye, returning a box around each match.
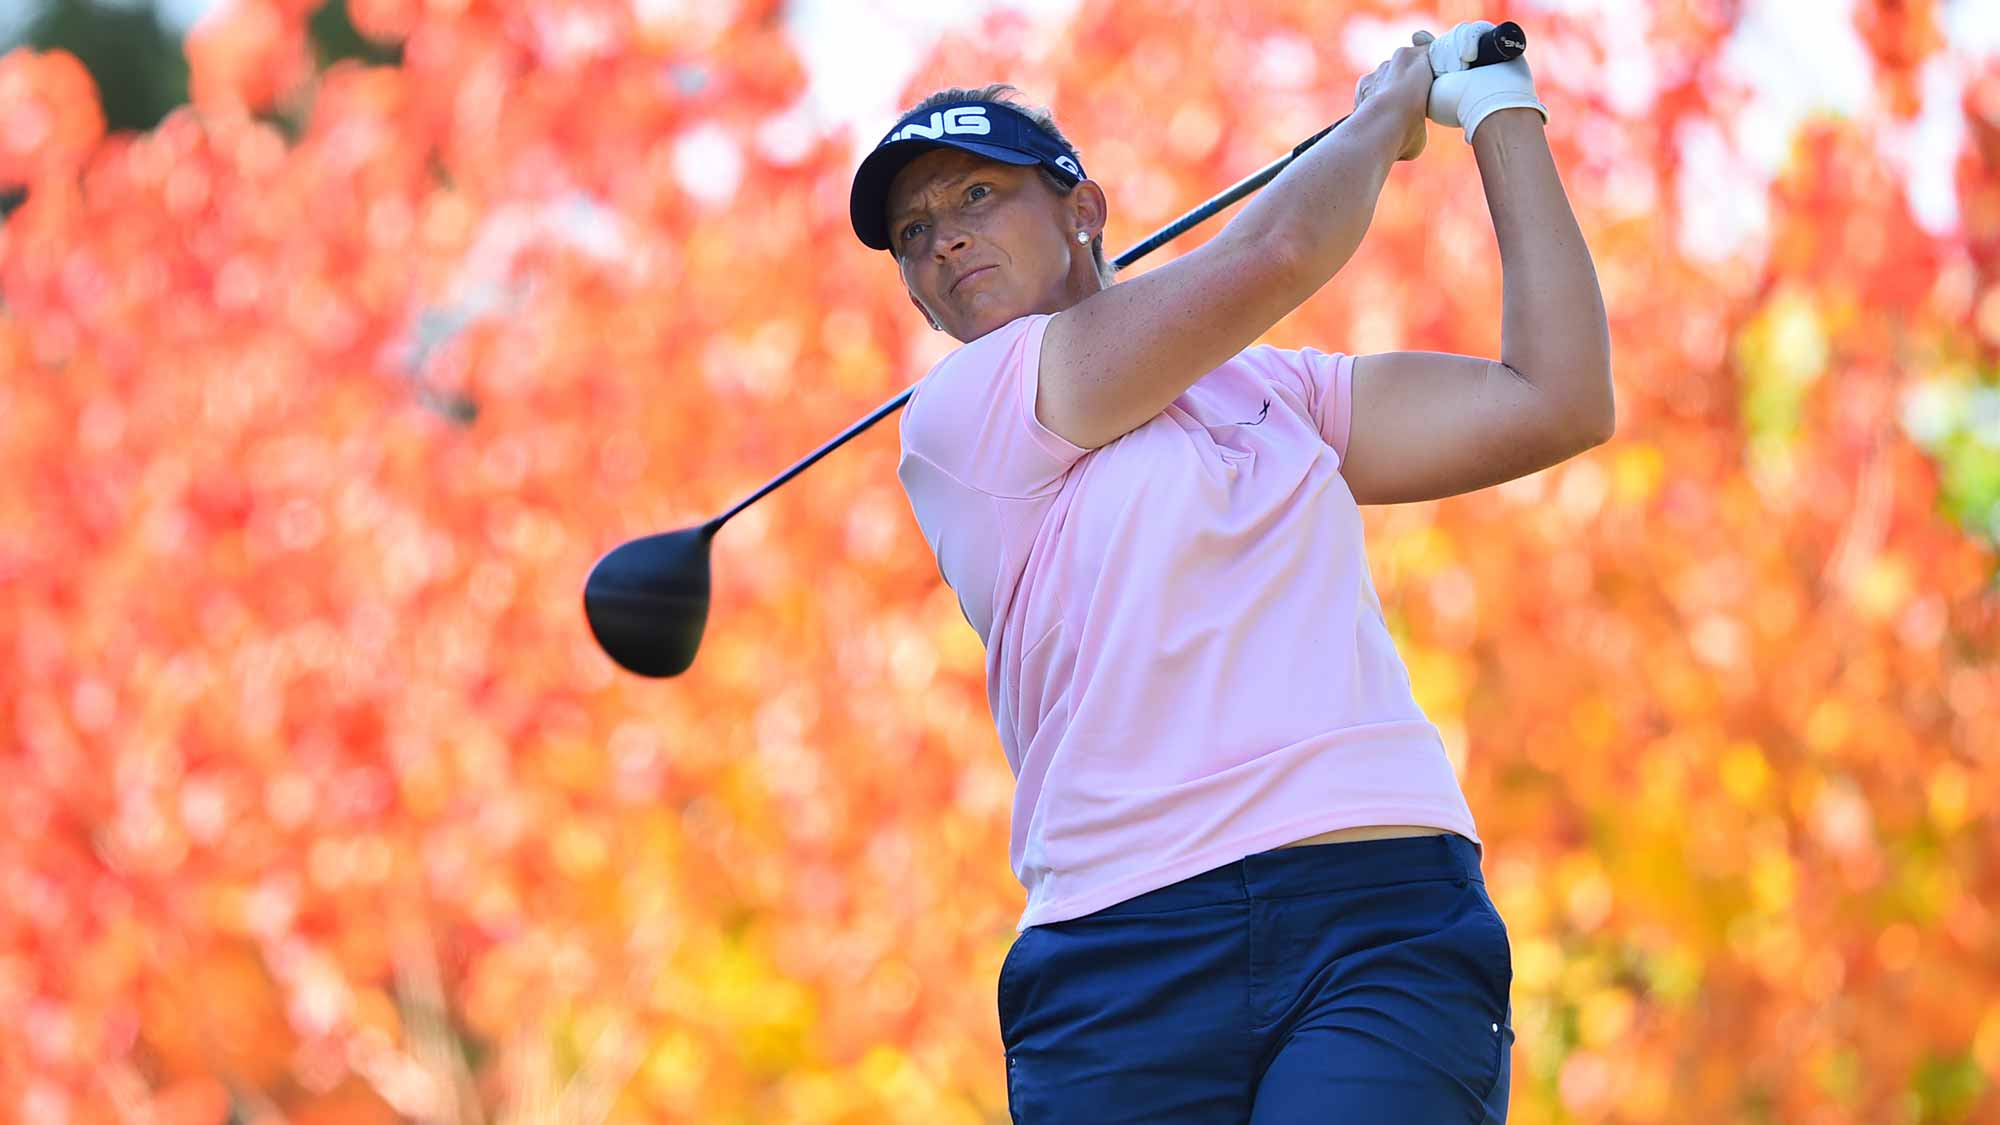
[901,222,925,243]
[967,184,990,201]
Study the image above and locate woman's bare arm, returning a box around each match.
[1338,109,1614,506]
[1037,45,1433,450]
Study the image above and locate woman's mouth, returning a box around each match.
[951,265,996,294]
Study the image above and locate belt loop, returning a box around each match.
[1233,856,1252,901]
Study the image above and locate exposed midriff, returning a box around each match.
[1274,825,1453,849]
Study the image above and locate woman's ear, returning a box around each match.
[1071,179,1109,239]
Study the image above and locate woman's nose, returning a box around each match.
[931,222,971,257]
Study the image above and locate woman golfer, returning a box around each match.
[850,20,1609,1123]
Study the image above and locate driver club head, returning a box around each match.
[582,524,716,677]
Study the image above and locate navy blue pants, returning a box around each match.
[998,833,1514,1123]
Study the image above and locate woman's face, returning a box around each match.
[886,147,1104,342]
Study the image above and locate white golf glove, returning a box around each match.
[1424,20,1547,143]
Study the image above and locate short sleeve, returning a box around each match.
[1243,345,1356,463]
[898,313,1090,499]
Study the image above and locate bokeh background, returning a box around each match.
[4,0,1998,1122]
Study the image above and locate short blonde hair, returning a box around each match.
[902,83,1116,287]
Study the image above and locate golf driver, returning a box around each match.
[583,23,1526,677]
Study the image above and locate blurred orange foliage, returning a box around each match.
[0,48,103,185]
[1,0,1996,1122]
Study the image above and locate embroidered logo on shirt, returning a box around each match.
[1236,398,1271,426]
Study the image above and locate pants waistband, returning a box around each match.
[1075,833,1484,920]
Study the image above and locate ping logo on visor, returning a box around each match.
[849,98,1089,251]
[885,105,994,143]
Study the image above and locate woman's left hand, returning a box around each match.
[1423,20,1549,142]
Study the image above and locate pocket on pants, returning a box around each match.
[997,927,1038,1047]
[1465,881,1514,1006]
[1463,882,1514,1105]
[997,928,1042,1124]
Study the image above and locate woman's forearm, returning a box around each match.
[1226,101,1407,293]
[1475,110,1615,437]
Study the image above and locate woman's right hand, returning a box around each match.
[1353,33,1436,162]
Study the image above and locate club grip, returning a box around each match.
[1473,21,1526,66]
[1291,22,1531,159]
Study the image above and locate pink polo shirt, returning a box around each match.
[896,312,1479,932]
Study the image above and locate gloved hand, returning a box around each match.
[1423,20,1548,143]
